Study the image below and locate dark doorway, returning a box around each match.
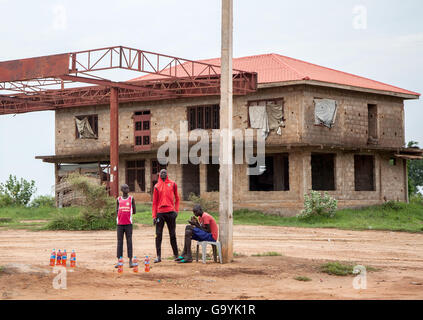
[273,154,289,191]
[126,160,145,192]
[182,164,200,200]
[206,163,220,192]
[311,153,336,190]
[354,155,375,191]
[249,154,289,191]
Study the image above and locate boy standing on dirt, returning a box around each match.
[115,184,136,268]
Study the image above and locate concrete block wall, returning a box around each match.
[198,150,406,216]
[55,85,406,157]
[55,105,110,155]
[116,154,183,203]
[55,86,306,157]
[302,86,405,148]
[235,85,304,144]
[53,84,407,215]
[380,155,406,202]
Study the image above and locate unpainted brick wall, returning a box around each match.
[53,85,407,215]
[302,86,405,148]
[198,149,406,215]
[55,86,306,156]
[55,85,405,156]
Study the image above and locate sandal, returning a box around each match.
[177,258,193,263]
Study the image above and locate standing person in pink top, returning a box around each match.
[115,184,136,268]
[176,204,218,263]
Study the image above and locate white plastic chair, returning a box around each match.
[196,241,223,264]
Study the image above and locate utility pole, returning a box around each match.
[219,0,233,263]
[110,87,119,198]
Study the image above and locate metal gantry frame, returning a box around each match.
[0,45,257,114]
[0,45,258,197]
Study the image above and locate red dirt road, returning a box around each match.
[0,225,422,299]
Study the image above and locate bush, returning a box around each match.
[0,194,13,207]
[188,193,218,213]
[46,173,115,230]
[320,262,354,276]
[46,214,116,231]
[410,194,423,206]
[30,195,55,208]
[0,175,36,206]
[298,190,338,220]
[66,173,115,222]
[381,200,405,211]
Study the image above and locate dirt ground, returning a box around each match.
[0,224,422,300]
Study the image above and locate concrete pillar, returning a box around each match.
[199,163,207,195]
[145,158,152,193]
[404,159,409,203]
[219,0,233,264]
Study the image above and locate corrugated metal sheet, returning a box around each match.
[131,53,419,96]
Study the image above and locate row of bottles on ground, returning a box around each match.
[117,256,150,274]
[50,249,76,268]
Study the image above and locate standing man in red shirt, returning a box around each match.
[176,204,218,263]
[152,169,180,263]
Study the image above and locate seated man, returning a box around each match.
[176,204,218,263]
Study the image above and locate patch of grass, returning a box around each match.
[232,200,423,233]
[381,201,405,211]
[320,262,379,276]
[0,206,80,230]
[0,205,79,220]
[44,214,116,231]
[251,251,282,257]
[365,266,380,272]
[294,276,312,282]
[233,252,247,257]
[0,198,422,234]
[320,262,354,276]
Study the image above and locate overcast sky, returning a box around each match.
[0,0,422,196]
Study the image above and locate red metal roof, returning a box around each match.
[131,53,420,97]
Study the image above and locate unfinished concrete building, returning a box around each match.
[36,53,422,215]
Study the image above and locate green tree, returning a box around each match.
[407,141,423,196]
[30,195,55,208]
[408,141,419,148]
[0,175,36,206]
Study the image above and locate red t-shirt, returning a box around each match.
[199,212,218,241]
[152,178,180,219]
[117,196,133,225]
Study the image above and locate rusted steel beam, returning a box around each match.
[0,73,256,115]
[59,75,165,92]
[0,46,258,115]
[109,87,119,198]
[69,46,230,79]
[0,94,53,106]
[0,54,69,82]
